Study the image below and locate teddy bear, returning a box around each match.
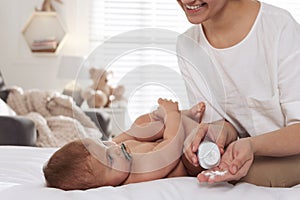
[35,0,63,12]
[81,67,126,108]
[110,85,127,108]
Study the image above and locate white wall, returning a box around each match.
[0,0,90,91]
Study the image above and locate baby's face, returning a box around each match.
[84,139,132,186]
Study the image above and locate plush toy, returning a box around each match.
[110,85,127,108]
[81,67,126,108]
[35,0,63,12]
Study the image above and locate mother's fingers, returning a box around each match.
[197,160,253,183]
[184,132,199,166]
[197,167,229,183]
[191,124,208,152]
[184,146,199,166]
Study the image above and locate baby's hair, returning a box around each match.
[43,140,97,190]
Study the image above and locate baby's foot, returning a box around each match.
[188,102,205,122]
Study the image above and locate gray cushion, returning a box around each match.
[0,116,36,146]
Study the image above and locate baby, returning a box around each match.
[43,98,206,190]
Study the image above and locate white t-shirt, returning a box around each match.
[177,2,300,137]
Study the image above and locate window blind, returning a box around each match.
[88,0,191,123]
[89,1,190,44]
[88,0,300,123]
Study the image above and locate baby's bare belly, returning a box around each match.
[167,160,188,178]
[124,140,189,179]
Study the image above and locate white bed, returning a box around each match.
[0,146,299,200]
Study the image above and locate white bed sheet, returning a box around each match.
[0,146,299,200]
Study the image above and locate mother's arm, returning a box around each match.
[198,123,300,183]
[184,119,238,167]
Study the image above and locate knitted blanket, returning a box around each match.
[6,87,102,147]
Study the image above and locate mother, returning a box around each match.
[176,0,300,187]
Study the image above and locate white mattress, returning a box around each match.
[0,146,299,200]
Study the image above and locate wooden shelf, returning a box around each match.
[22,12,68,55]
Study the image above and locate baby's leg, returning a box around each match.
[113,113,165,143]
[180,115,205,175]
[183,102,205,123]
[181,115,200,137]
[132,113,165,141]
[127,120,164,142]
[130,111,161,126]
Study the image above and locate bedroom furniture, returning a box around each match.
[0,115,36,146]
[0,71,36,146]
[22,12,67,55]
[0,117,32,146]
[103,107,126,137]
[84,110,111,140]
[1,145,300,200]
[84,107,127,137]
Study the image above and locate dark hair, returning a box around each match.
[43,140,97,190]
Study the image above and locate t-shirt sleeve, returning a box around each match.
[277,15,300,125]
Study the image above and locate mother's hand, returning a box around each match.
[197,138,254,183]
[183,120,238,167]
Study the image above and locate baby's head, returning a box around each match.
[43,138,132,190]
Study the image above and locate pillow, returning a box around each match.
[0,98,16,116]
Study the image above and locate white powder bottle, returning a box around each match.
[197,136,220,169]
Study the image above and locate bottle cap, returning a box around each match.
[197,141,220,169]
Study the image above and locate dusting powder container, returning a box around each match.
[197,136,220,169]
